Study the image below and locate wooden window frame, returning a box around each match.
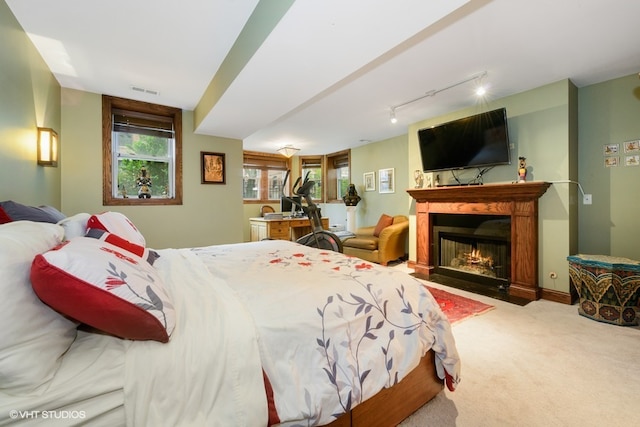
[325,149,350,203]
[243,151,291,204]
[102,95,183,206]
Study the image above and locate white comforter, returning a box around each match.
[123,248,268,427]
[186,240,460,426]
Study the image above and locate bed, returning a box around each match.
[0,205,460,426]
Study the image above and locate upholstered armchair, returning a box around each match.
[342,214,409,266]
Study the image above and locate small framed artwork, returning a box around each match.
[625,155,640,166]
[378,168,395,194]
[624,140,640,153]
[201,152,226,184]
[603,143,619,155]
[604,156,619,168]
[364,171,375,191]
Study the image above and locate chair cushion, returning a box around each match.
[342,236,379,250]
[373,214,394,237]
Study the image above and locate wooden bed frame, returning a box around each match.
[326,350,443,427]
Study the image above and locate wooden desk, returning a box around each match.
[249,217,329,242]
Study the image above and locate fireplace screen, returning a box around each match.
[434,224,510,287]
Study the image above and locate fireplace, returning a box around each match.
[407,182,551,302]
[433,215,511,290]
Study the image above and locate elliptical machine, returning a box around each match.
[282,171,343,253]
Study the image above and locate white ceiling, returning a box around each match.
[7,0,640,155]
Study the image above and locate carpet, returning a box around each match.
[426,285,494,324]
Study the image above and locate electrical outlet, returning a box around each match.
[583,194,592,205]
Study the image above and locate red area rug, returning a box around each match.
[426,286,495,324]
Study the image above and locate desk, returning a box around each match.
[249,217,329,242]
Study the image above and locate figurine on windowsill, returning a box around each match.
[136,166,152,198]
[518,157,527,183]
[342,184,361,206]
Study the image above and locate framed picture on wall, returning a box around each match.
[604,156,619,167]
[603,143,619,155]
[625,155,639,166]
[364,171,375,191]
[201,152,226,184]
[378,168,395,193]
[624,140,640,153]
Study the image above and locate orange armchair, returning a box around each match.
[342,215,409,266]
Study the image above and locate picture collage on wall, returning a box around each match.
[603,140,640,167]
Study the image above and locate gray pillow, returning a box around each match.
[0,201,66,224]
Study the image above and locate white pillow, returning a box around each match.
[57,212,91,240]
[0,221,78,393]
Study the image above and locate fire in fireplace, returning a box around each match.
[433,215,510,289]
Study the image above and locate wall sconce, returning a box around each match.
[37,127,58,167]
[277,145,300,158]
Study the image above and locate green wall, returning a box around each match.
[578,74,640,259]
[0,1,61,207]
[61,89,244,249]
[349,134,410,228]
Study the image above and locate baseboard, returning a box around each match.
[540,287,574,305]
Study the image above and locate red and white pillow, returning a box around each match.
[86,228,159,265]
[87,211,146,247]
[31,237,175,343]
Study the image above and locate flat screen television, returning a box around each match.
[418,107,511,173]
[281,195,302,215]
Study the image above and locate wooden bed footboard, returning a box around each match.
[325,350,443,427]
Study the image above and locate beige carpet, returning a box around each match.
[396,267,640,427]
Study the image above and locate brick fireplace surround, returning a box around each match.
[407,182,551,302]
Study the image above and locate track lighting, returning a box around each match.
[389,71,488,123]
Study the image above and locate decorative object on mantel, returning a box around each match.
[413,170,424,188]
[518,157,527,183]
[342,184,361,206]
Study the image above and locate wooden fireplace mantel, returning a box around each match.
[407,181,551,301]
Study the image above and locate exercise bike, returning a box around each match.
[282,171,343,253]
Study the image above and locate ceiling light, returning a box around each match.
[475,86,486,96]
[277,145,300,158]
[389,71,488,122]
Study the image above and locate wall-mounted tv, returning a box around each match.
[418,107,511,173]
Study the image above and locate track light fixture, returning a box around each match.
[389,71,488,123]
[390,109,397,124]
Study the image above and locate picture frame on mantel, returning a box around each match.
[378,168,395,193]
[201,151,226,184]
[364,171,375,191]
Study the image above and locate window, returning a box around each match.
[326,150,350,202]
[300,156,323,200]
[243,151,290,202]
[102,96,182,205]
